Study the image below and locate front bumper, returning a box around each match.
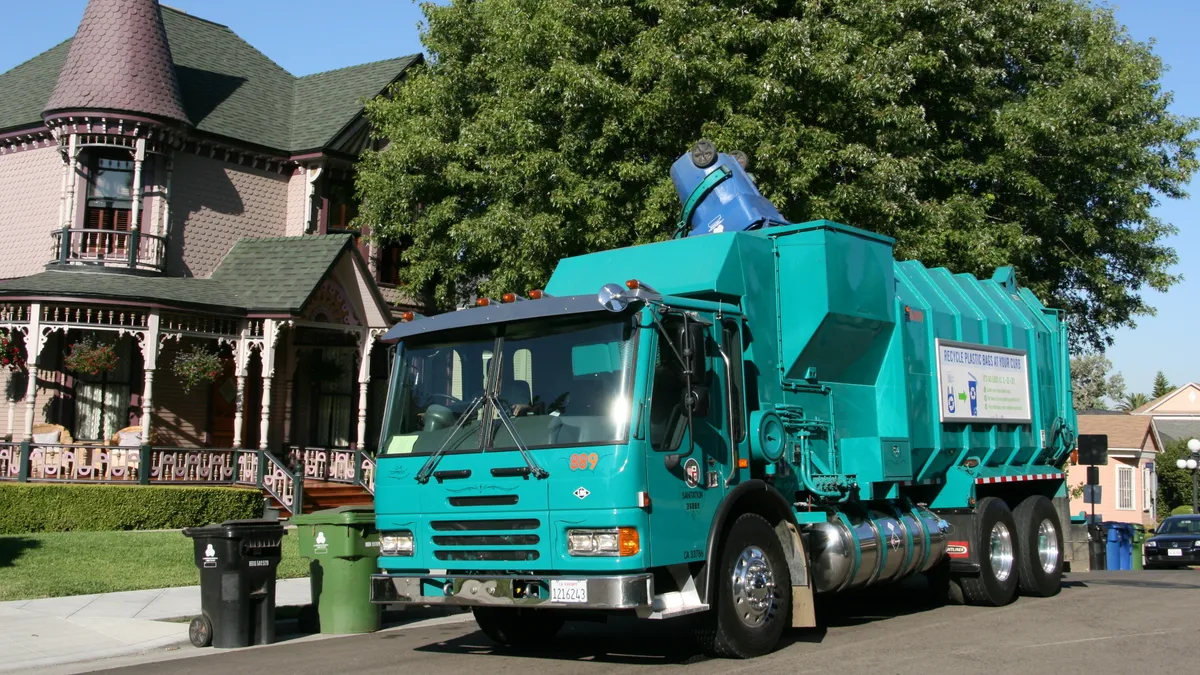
[370,573,654,611]
[1145,549,1200,566]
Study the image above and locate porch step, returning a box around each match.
[265,480,373,515]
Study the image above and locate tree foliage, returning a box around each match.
[1152,370,1173,399]
[1157,440,1197,519]
[1118,392,1149,412]
[357,0,1197,349]
[1070,354,1124,410]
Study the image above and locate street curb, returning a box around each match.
[0,631,190,674]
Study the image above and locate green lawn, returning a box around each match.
[0,530,310,601]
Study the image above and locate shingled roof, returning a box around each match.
[0,2,420,153]
[0,235,375,315]
[43,0,189,125]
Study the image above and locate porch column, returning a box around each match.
[127,138,145,267]
[232,375,246,449]
[138,310,161,444]
[281,331,297,445]
[231,334,252,449]
[258,320,280,451]
[355,329,383,451]
[21,304,44,441]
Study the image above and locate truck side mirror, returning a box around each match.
[676,322,708,382]
[685,385,709,417]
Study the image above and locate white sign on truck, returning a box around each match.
[935,340,1032,424]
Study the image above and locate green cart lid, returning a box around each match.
[291,505,376,526]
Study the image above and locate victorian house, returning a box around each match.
[0,0,420,490]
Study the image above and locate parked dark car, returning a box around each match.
[1144,515,1200,569]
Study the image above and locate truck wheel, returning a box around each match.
[472,607,563,647]
[698,513,792,659]
[1014,495,1063,597]
[959,496,1019,607]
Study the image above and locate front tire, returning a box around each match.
[1013,495,1063,597]
[697,513,792,659]
[472,607,563,647]
[959,496,1020,606]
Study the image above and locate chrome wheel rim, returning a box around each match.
[1037,518,1060,574]
[731,545,775,626]
[990,521,1015,583]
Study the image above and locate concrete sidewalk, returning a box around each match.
[0,578,312,673]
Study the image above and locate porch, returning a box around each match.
[0,234,396,514]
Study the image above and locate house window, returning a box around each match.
[84,153,135,256]
[73,339,132,442]
[377,241,404,286]
[326,179,359,232]
[314,349,356,448]
[1116,464,1134,510]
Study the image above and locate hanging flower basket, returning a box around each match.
[63,336,118,376]
[173,344,224,394]
[0,330,25,373]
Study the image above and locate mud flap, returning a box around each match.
[774,520,817,628]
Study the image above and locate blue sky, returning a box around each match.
[2,1,1196,396]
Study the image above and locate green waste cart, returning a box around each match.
[1131,524,1146,571]
[293,506,382,634]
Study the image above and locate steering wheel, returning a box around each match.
[424,393,463,406]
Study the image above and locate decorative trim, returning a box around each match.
[0,127,56,155]
[975,473,1062,485]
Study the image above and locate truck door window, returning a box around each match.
[649,321,687,451]
[722,320,746,442]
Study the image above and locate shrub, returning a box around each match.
[1170,505,1195,517]
[0,483,263,534]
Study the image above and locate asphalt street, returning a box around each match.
[89,571,1199,675]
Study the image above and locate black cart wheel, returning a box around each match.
[472,607,564,647]
[959,496,1020,607]
[695,513,792,659]
[189,614,212,648]
[1014,495,1064,597]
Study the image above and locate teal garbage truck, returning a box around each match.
[369,141,1081,658]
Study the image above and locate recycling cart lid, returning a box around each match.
[291,505,376,526]
[183,518,287,539]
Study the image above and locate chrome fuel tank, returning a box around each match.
[806,502,950,594]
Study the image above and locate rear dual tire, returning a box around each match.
[959,495,1063,606]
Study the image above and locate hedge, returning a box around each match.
[0,483,263,534]
[1170,505,1196,518]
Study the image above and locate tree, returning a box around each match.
[1152,371,1174,399]
[1118,392,1150,412]
[357,0,1198,346]
[1157,439,1196,519]
[1070,354,1125,410]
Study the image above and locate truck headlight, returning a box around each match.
[566,527,639,557]
[380,531,414,556]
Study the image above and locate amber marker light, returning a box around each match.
[528,289,544,299]
[625,279,641,290]
[502,292,517,303]
[476,298,490,307]
[400,311,415,322]
[619,527,640,556]
[737,457,750,469]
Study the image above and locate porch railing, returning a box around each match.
[49,228,167,273]
[0,442,313,516]
[287,445,377,495]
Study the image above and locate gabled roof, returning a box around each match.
[0,5,420,153]
[43,0,189,124]
[1154,419,1200,448]
[1131,383,1200,416]
[0,235,390,323]
[1077,414,1157,452]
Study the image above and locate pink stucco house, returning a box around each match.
[0,0,422,507]
[1068,412,1161,526]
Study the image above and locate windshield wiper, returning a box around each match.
[415,395,485,484]
[491,392,550,479]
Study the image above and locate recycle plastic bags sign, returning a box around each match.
[935,340,1032,424]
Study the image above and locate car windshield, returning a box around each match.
[380,316,637,455]
[1157,517,1200,535]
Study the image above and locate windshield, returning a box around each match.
[381,316,637,455]
[1157,517,1200,535]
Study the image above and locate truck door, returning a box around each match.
[643,313,733,568]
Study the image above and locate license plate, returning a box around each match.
[550,579,588,603]
[1168,548,1183,557]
